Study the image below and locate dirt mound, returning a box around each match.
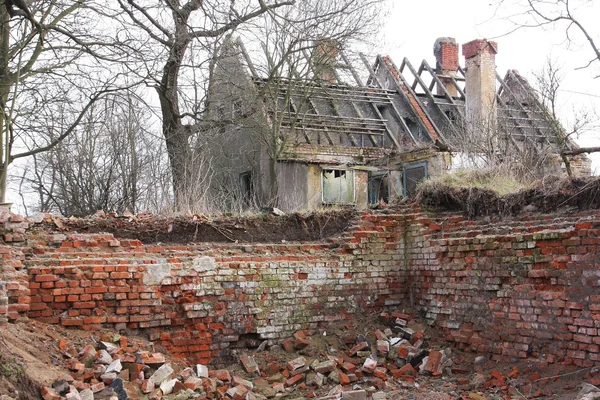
[31,208,358,244]
[417,176,600,218]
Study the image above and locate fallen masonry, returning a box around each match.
[4,205,600,398]
[33,312,600,400]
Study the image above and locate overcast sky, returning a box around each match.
[381,0,600,172]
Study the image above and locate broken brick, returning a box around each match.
[376,340,389,355]
[362,358,377,374]
[240,355,260,375]
[282,338,295,353]
[374,367,387,380]
[285,374,304,387]
[232,376,254,390]
[287,356,307,371]
[341,389,367,400]
[341,362,357,373]
[294,336,310,349]
[393,363,415,378]
[507,366,519,379]
[423,350,443,374]
[349,341,369,356]
[339,371,351,385]
[265,362,282,376]
[41,387,61,400]
[314,360,336,374]
[210,369,231,382]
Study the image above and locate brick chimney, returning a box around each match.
[462,39,498,135]
[313,38,339,84]
[433,37,459,96]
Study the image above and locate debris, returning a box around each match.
[240,355,260,375]
[577,383,600,400]
[3,310,591,400]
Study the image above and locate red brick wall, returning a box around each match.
[2,207,600,367]
[8,214,405,365]
[406,211,600,368]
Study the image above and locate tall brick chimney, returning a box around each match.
[433,37,459,96]
[312,38,339,84]
[462,39,498,136]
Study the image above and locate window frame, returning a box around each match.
[321,168,356,205]
[403,161,428,197]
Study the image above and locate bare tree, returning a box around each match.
[20,93,171,216]
[114,0,297,206]
[533,57,597,175]
[0,0,137,203]
[497,0,599,74]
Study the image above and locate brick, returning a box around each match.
[90,382,105,393]
[376,340,389,355]
[287,356,307,371]
[41,387,61,400]
[362,358,377,374]
[393,363,415,378]
[285,374,304,387]
[35,275,59,283]
[184,376,202,391]
[211,369,231,382]
[349,341,369,356]
[294,336,310,349]
[282,338,295,353]
[314,360,336,374]
[240,356,260,375]
[339,371,351,385]
[341,389,367,400]
[423,350,443,374]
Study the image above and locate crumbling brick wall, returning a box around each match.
[2,206,600,367]
[10,213,405,365]
[405,211,600,368]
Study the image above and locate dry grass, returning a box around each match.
[418,168,531,197]
[416,168,600,218]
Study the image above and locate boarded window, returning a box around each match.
[403,162,427,197]
[322,169,354,204]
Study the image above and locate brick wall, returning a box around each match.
[2,206,600,367]
[406,210,600,368]
[6,213,405,366]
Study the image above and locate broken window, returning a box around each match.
[239,171,253,205]
[322,169,354,204]
[403,162,427,197]
[369,172,390,205]
[404,117,424,141]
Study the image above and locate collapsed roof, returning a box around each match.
[227,36,575,157]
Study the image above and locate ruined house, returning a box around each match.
[201,36,590,211]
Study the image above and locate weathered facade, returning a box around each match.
[201,36,590,211]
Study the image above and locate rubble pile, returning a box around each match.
[34,311,600,400]
[37,312,459,400]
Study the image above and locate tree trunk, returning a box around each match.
[0,10,11,203]
[156,28,193,207]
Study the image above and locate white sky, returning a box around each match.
[380,0,600,172]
